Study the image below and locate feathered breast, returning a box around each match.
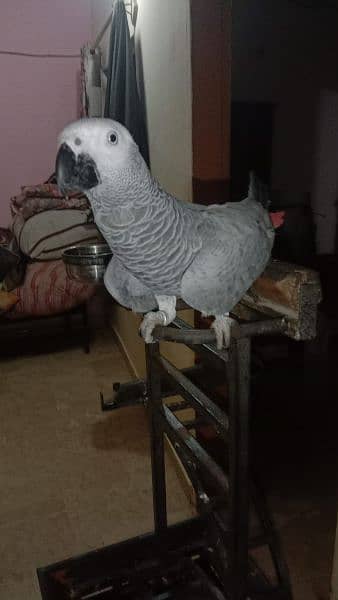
[98,193,201,295]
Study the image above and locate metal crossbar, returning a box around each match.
[162,404,230,493]
[156,354,229,436]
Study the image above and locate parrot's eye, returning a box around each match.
[108,132,118,145]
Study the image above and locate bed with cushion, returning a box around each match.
[0,181,102,355]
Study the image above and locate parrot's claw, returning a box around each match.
[140,296,177,344]
[211,314,234,349]
[140,310,168,344]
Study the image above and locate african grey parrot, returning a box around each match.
[56,118,276,348]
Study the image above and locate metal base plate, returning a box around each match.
[37,518,288,600]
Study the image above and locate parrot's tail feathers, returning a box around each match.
[248,171,270,209]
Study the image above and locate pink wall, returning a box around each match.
[0,0,92,226]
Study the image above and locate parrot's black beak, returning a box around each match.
[56,143,100,195]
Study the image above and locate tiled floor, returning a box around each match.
[0,332,336,599]
[0,332,194,599]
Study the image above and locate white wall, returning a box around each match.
[232,0,338,196]
[134,0,192,202]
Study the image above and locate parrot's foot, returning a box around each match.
[211,314,234,349]
[140,311,168,343]
[140,296,176,344]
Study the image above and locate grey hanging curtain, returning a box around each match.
[104,0,150,166]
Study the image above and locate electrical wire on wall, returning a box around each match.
[0,50,80,58]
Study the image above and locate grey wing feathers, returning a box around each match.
[104,256,157,313]
[181,210,273,315]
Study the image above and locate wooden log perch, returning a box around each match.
[234,260,322,341]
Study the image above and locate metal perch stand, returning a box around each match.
[38,260,321,600]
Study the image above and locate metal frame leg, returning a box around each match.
[228,337,251,600]
[146,342,168,534]
[251,475,293,599]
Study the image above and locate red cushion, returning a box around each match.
[6,260,95,319]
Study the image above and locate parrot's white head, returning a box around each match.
[56,118,141,196]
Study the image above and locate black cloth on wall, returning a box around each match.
[104,0,150,166]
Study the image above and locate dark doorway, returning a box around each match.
[230,101,275,201]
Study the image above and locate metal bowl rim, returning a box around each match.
[62,243,111,256]
[62,243,112,265]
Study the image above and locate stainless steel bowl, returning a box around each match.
[62,243,112,283]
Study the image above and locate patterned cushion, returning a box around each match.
[12,209,102,260]
[10,184,89,220]
[6,260,95,319]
